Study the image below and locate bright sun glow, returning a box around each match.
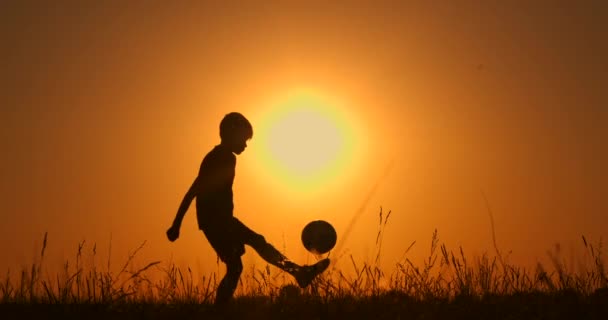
[255,91,355,192]
[267,108,341,175]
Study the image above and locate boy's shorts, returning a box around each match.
[201,217,260,263]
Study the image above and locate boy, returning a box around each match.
[166,112,329,305]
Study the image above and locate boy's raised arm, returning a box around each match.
[166,176,199,242]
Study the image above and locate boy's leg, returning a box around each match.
[201,226,245,306]
[231,218,300,273]
[215,255,243,306]
[231,218,330,287]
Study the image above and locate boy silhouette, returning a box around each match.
[166,112,329,305]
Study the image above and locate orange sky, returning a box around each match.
[1,2,607,276]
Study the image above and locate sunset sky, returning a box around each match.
[2,2,606,276]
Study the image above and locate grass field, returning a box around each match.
[2,212,607,319]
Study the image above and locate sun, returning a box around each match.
[255,91,355,192]
[267,108,341,175]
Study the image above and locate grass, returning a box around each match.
[1,208,607,319]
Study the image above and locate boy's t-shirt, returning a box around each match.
[195,144,236,229]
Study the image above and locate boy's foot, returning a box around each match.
[294,258,330,288]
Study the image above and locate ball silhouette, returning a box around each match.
[301,220,337,255]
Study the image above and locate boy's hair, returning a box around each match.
[220,112,253,140]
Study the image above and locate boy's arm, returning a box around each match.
[167,177,199,241]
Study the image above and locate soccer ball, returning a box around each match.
[301,220,337,255]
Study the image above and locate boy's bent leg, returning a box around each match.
[253,239,301,274]
[231,218,301,274]
[231,217,330,287]
[249,236,330,288]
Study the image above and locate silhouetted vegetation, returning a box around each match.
[2,210,607,319]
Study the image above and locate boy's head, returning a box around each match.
[219,112,253,155]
